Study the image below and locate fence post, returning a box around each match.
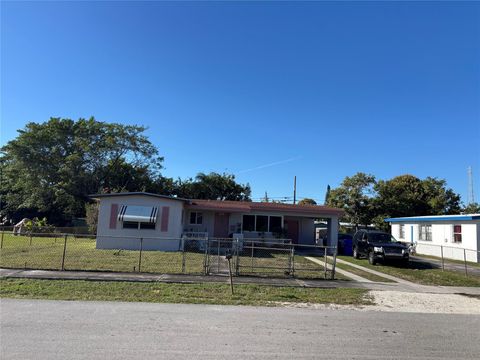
[251,241,255,273]
[29,233,33,246]
[331,247,337,280]
[235,238,240,276]
[324,247,328,279]
[61,234,68,271]
[463,249,468,277]
[290,246,295,278]
[138,237,143,273]
[217,239,221,273]
[204,238,209,275]
[0,229,4,249]
[440,246,444,271]
[181,237,186,274]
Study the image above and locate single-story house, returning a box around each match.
[90,192,343,251]
[385,214,480,263]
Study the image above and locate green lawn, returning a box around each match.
[0,278,372,306]
[0,234,206,274]
[338,255,480,287]
[413,254,480,268]
[0,233,339,280]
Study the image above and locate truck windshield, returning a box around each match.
[370,233,397,243]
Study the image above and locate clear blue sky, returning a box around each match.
[1,1,479,204]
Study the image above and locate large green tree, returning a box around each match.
[174,172,251,201]
[1,117,163,224]
[327,173,462,231]
[1,119,252,225]
[298,198,317,205]
[374,175,461,219]
[326,172,377,230]
[463,202,480,214]
[372,175,461,229]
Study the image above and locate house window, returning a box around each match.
[123,221,139,229]
[122,221,156,230]
[419,224,432,241]
[242,215,283,233]
[140,222,156,230]
[399,224,405,239]
[453,225,462,243]
[269,216,282,233]
[256,216,268,232]
[242,215,255,231]
[189,212,203,225]
[118,205,157,230]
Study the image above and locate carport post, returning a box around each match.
[138,237,143,273]
[463,249,468,277]
[440,246,444,271]
[61,234,68,271]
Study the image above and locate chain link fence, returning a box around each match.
[0,229,338,279]
[413,241,480,276]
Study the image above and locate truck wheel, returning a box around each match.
[368,251,376,265]
[353,246,359,259]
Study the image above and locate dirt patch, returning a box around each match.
[366,290,480,314]
[270,290,480,314]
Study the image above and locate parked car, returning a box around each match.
[352,230,409,265]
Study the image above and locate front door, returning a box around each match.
[284,219,299,244]
[214,213,230,238]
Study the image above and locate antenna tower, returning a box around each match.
[468,166,475,204]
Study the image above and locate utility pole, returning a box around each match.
[293,176,297,204]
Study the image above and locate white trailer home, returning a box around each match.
[90,192,343,251]
[385,214,480,263]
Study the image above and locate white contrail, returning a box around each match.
[236,156,302,174]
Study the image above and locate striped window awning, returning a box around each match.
[118,205,158,223]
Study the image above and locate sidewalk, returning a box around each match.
[2,268,480,295]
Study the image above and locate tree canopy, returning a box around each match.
[0,117,250,225]
[175,172,251,201]
[327,172,462,230]
[297,198,317,205]
[463,202,480,214]
[326,173,376,229]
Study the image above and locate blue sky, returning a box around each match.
[1,1,479,204]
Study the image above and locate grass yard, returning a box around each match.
[235,247,346,280]
[0,278,372,306]
[338,255,480,287]
[413,253,480,268]
[0,234,205,274]
[0,233,342,280]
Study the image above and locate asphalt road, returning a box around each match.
[1,299,479,360]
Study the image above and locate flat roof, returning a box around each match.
[89,192,188,202]
[385,214,480,223]
[186,199,343,217]
[89,192,343,217]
